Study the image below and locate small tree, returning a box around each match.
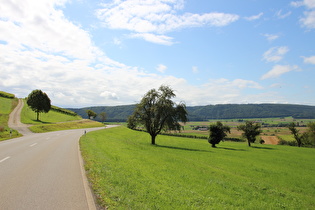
[86,109,97,119]
[208,121,230,148]
[237,121,262,146]
[287,122,303,147]
[27,89,51,121]
[99,112,107,123]
[128,85,188,145]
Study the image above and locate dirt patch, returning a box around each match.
[261,136,279,145]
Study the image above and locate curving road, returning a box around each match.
[1,99,111,209]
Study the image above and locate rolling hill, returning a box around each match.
[68,103,315,122]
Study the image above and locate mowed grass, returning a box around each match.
[80,126,315,209]
[29,119,104,133]
[20,100,104,133]
[21,101,82,124]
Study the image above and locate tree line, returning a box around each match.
[127,85,315,148]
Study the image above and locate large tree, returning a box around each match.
[86,109,97,119]
[208,121,230,148]
[128,85,188,145]
[237,121,262,146]
[287,122,303,147]
[27,89,51,121]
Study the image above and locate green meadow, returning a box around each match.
[80,126,315,209]
[0,97,20,140]
[21,100,82,124]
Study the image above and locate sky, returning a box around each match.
[0,0,315,108]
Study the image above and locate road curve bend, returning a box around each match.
[1,100,115,209]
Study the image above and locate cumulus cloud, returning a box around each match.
[96,0,239,44]
[292,0,315,28]
[303,55,315,64]
[261,65,299,80]
[263,46,289,62]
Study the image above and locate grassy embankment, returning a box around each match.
[20,100,104,133]
[0,96,20,140]
[80,126,315,209]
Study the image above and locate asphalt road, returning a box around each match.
[1,99,111,209]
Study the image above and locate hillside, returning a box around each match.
[69,103,315,122]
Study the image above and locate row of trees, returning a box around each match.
[127,85,263,147]
[127,85,314,148]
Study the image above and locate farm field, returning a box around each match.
[80,126,315,209]
[180,117,313,143]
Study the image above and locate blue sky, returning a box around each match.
[0,0,314,107]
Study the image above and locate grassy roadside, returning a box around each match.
[29,119,104,133]
[80,126,315,209]
[0,97,21,141]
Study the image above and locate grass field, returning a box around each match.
[80,126,315,209]
[0,97,20,140]
[21,100,82,124]
[19,100,105,133]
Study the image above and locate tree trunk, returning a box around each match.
[36,111,40,121]
[248,140,251,147]
[211,143,216,148]
[151,134,156,145]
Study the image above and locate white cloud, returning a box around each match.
[244,12,264,21]
[261,65,299,80]
[292,0,315,28]
[156,64,168,73]
[303,55,315,64]
[96,0,239,44]
[263,33,280,41]
[263,46,289,62]
[301,10,315,28]
[130,33,174,45]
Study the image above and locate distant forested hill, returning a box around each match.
[68,104,315,122]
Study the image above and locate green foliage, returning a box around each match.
[0,91,15,99]
[237,121,262,146]
[80,126,315,209]
[287,122,303,147]
[128,85,188,144]
[208,121,230,147]
[85,109,97,119]
[26,89,51,121]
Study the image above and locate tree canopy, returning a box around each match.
[85,109,97,119]
[127,85,188,145]
[26,89,51,121]
[237,121,262,146]
[208,121,230,148]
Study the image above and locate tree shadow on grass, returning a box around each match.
[31,119,52,124]
[155,144,212,153]
[251,146,276,150]
[216,147,246,151]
